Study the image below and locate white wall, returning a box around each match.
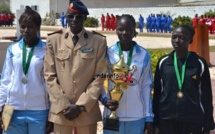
[10,0,50,19]
[10,0,215,25]
[50,0,68,15]
[179,0,215,2]
[80,0,176,8]
[88,5,215,25]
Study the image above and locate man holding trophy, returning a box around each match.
[100,14,154,134]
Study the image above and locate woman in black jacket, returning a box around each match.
[153,25,214,134]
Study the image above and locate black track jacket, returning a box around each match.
[153,51,214,132]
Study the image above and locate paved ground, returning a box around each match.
[0,26,215,133]
[1,26,215,49]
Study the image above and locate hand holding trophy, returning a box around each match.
[104,55,136,131]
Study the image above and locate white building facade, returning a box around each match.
[10,0,215,23]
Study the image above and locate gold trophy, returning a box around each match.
[104,55,130,131]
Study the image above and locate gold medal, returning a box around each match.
[177,91,184,99]
[121,83,128,90]
[70,3,73,8]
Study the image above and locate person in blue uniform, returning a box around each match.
[150,14,155,32]
[153,25,215,134]
[60,12,65,28]
[160,15,165,33]
[146,15,151,32]
[167,15,173,33]
[138,14,144,32]
[155,14,161,33]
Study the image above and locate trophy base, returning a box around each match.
[103,117,119,131]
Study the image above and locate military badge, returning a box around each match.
[58,48,66,53]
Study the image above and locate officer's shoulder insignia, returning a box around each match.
[92,31,106,38]
[47,29,63,36]
[65,32,69,39]
[84,32,88,38]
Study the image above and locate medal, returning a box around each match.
[118,43,134,91]
[21,76,28,84]
[22,39,38,84]
[174,52,190,99]
[177,91,184,99]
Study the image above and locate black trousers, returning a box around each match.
[160,119,202,134]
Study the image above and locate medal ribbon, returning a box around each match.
[118,42,134,90]
[22,39,38,75]
[174,52,190,91]
[118,42,134,66]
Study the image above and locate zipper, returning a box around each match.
[7,78,14,105]
[125,90,127,117]
[41,75,48,109]
[176,98,179,120]
[24,84,27,110]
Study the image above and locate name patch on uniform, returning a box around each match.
[80,48,93,53]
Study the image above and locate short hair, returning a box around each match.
[19,8,41,27]
[116,14,138,37]
[174,25,195,39]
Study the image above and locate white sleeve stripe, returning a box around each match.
[159,56,168,70]
[198,59,204,77]
[158,56,168,93]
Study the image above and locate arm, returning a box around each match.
[139,52,154,122]
[153,59,162,127]
[99,80,118,111]
[0,46,13,111]
[99,80,109,106]
[75,38,108,112]
[201,60,215,133]
[44,37,71,114]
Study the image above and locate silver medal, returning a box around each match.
[21,77,28,84]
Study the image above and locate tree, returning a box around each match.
[172,15,192,30]
[0,4,10,13]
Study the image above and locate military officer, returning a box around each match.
[44,0,107,134]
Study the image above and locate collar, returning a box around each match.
[112,41,141,55]
[167,50,195,65]
[71,28,85,38]
[18,38,43,49]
